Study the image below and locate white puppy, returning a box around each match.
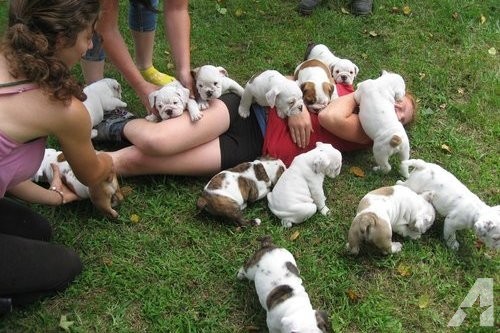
[33,148,123,213]
[346,185,436,255]
[305,43,359,85]
[196,158,285,228]
[191,65,244,110]
[267,142,342,228]
[237,236,331,333]
[294,59,337,113]
[354,70,409,177]
[397,159,500,250]
[147,80,201,122]
[238,70,304,119]
[82,78,127,138]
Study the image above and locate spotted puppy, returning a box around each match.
[294,59,337,113]
[33,148,123,217]
[196,158,286,227]
[237,236,331,333]
[397,159,500,250]
[191,65,244,110]
[267,142,342,228]
[346,185,436,255]
[238,70,304,119]
[305,43,359,85]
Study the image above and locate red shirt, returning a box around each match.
[262,84,370,166]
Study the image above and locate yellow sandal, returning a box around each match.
[140,66,175,86]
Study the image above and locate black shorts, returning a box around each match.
[218,93,264,170]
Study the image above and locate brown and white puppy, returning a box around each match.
[304,43,359,85]
[237,236,331,333]
[346,185,436,255]
[33,148,123,217]
[196,158,286,227]
[294,59,337,113]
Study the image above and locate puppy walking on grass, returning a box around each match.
[237,236,331,333]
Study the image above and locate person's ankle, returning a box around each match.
[0,298,12,316]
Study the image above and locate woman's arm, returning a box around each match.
[318,93,371,144]
[163,0,193,93]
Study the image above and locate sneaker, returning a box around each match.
[298,0,321,15]
[350,0,373,15]
[92,107,136,145]
[140,66,176,86]
[0,298,12,316]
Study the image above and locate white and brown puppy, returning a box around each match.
[397,159,500,250]
[305,43,359,85]
[83,78,127,138]
[294,59,337,113]
[354,70,409,177]
[191,65,244,110]
[33,148,123,216]
[147,80,201,122]
[196,158,286,227]
[237,236,331,333]
[267,142,342,228]
[346,185,436,255]
[238,70,304,119]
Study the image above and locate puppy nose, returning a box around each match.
[206,91,213,97]
[341,75,347,81]
[167,109,173,116]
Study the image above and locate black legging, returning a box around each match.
[0,198,82,308]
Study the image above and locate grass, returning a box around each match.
[1,0,499,332]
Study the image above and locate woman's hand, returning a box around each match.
[287,108,313,148]
[50,163,81,204]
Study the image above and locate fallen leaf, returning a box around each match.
[391,7,400,13]
[474,238,485,250]
[402,5,411,15]
[396,263,411,277]
[346,289,361,302]
[361,53,368,59]
[488,47,497,55]
[235,8,244,17]
[290,230,300,241]
[349,166,365,178]
[457,88,464,95]
[120,185,133,197]
[480,14,486,24]
[59,315,74,332]
[130,214,141,223]
[102,257,113,266]
[452,12,459,20]
[368,31,378,37]
[439,103,447,110]
[341,7,350,14]
[419,72,426,80]
[418,294,430,309]
[167,63,174,70]
[216,4,227,15]
[441,144,452,153]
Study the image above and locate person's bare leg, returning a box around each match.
[123,99,230,156]
[131,30,155,71]
[80,59,105,85]
[109,138,222,176]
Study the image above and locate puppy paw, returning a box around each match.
[198,101,210,110]
[145,114,159,122]
[190,111,204,122]
[236,268,246,280]
[238,106,250,118]
[281,219,293,228]
[391,242,403,253]
[447,240,460,251]
[320,206,330,216]
[253,218,262,226]
[346,243,359,255]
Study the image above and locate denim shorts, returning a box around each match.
[82,0,159,61]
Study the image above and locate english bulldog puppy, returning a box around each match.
[397,159,500,250]
[196,158,286,228]
[294,59,337,113]
[354,70,409,177]
[33,148,123,216]
[346,185,436,255]
[267,142,342,228]
[237,236,331,333]
[305,43,359,85]
[191,65,244,110]
[83,78,127,138]
[147,80,201,122]
[238,70,304,119]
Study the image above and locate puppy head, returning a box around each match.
[192,65,228,100]
[281,309,329,333]
[474,206,500,249]
[149,83,189,120]
[300,81,335,113]
[259,157,286,185]
[331,59,359,85]
[268,82,304,118]
[413,191,436,233]
[379,70,406,102]
[100,78,123,99]
[311,142,342,178]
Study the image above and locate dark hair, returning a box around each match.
[2,0,100,102]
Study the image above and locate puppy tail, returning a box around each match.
[196,196,208,210]
[389,135,402,148]
[257,235,275,248]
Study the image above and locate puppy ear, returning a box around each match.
[316,141,324,147]
[191,67,200,79]
[177,86,190,102]
[148,91,158,109]
[381,69,388,76]
[217,66,228,77]
[354,64,359,76]
[312,152,329,174]
[420,190,435,202]
[265,88,279,107]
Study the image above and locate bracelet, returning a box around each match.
[50,186,65,205]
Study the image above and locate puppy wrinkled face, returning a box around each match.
[197,80,223,100]
[474,211,500,249]
[414,201,436,233]
[277,96,303,118]
[332,59,358,85]
[156,94,186,120]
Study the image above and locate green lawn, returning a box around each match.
[1,0,499,332]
